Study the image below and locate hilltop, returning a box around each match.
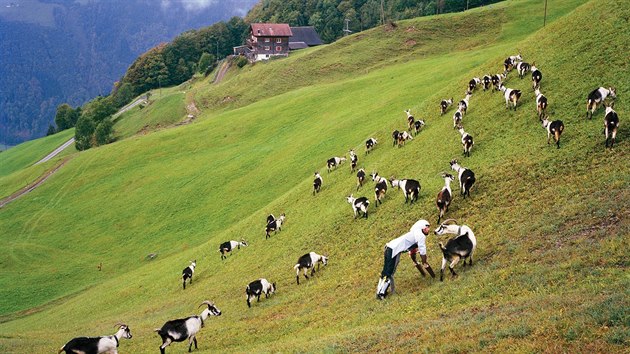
[0,0,628,352]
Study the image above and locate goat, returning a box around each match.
[586,87,617,119]
[499,84,522,111]
[155,301,221,354]
[515,61,531,79]
[491,73,506,92]
[265,213,286,239]
[327,156,346,172]
[182,260,196,290]
[450,159,475,199]
[59,323,132,354]
[503,54,522,73]
[365,138,378,154]
[390,177,421,204]
[453,109,463,129]
[404,109,415,131]
[413,119,426,136]
[457,125,474,157]
[313,172,322,195]
[603,102,620,148]
[346,194,369,218]
[294,252,328,285]
[371,171,389,206]
[459,91,472,116]
[219,240,248,260]
[541,116,564,149]
[397,131,413,147]
[433,219,477,281]
[531,63,542,90]
[356,168,366,190]
[392,130,400,147]
[440,98,454,115]
[436,173,454,224]
[482,75,492,91]
[535,88,548,120]
[468,77,481,92]
[349,149,358,171]
[245,279,276,308]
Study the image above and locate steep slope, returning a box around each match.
[0,0,628,352]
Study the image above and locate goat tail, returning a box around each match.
[58,346,66,354]
[439,242,446,251]
[293,264,300,270]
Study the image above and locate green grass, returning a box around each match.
[0,0,628,352]
[0,129,75,199]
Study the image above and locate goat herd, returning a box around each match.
[59,54,620,354]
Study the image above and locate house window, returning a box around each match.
[264,46,270,51]
[276,46,282,52]
[276,38,282,43]
[264,38,270,42]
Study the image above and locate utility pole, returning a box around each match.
[380,0,385,25]
[543,0,548,27]
[343,19,352,36]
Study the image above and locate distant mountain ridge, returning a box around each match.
[0,0,257,146]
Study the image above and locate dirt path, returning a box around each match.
[213,58,232,84]
[0,157,72,208]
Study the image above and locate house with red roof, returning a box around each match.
[234,23,293,62]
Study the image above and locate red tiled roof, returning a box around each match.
[251,23,293,37]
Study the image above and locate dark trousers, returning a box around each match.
[381,246,401,278]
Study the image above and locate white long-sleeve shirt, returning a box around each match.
[385,220,428,257]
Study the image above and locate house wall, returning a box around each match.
[250,34,289,60]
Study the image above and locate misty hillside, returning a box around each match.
[0,0,257,146]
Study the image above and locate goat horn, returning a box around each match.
[114,322,126,328]
[441,219,458,225]
[199,300,214,308]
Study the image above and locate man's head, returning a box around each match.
[414,219,431,236]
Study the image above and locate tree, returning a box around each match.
[46,124,57,136]
[111,82,135,109]
[75,115,95,151]
[54,103,77,130]
[197,52,215,74]
[94,119,114,146]
[82,96,116,125]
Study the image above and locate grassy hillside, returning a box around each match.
[0,0,628,352]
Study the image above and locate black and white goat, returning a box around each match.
[482,75,492,91]
[440,98,454,115]
[349,149,358,171]
[294,252,328,285]
[392,130,400,147]
[365,138,378,154]
[433,219,477,281]
[404,109,415,131]
[586,87,617,119]
[245,278,276,308]
[603,102,620,148]
[390,177,421,204]
[450,159,475,199]
[155,301,221,354]
[371,171,389,206]
[219,240,248,260]
[535,88,548,120]
[59,323,132,354]
[397,131,413,147]
[515,61,531,79]
[327,156,347,172]
[313,172,323,195]
[499,84,522,111]
[469,77,481,93]
[182,260,196,290]
[356,168,366,190]
[413,119,426,136]
[346,194,370,218]
[457,125,474,157]
[453,109,463,129]
[459,91,472,116]
[531,63,542,90]
[491,73,506,92]
[436,173,454,224]
[265,213,286,239]
[503,54,522,73]
[541,116,564,149]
